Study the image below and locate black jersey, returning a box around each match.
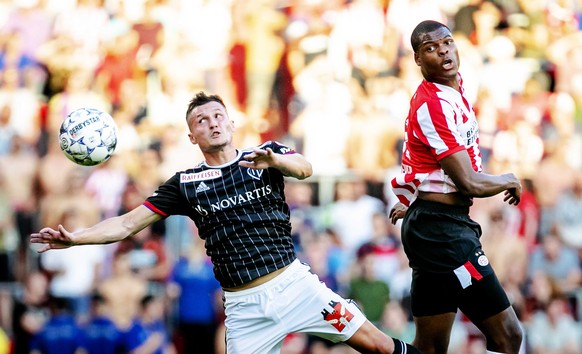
[144,141,297,288]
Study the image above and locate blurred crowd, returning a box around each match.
[0,0,580,353]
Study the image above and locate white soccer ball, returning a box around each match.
[59,108,118,166]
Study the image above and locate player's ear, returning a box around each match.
[188,132,197,145]
[414,52,421,66]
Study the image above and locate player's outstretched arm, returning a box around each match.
[238,147,313,180]
[439,150,522,204]
[30,205,163,253]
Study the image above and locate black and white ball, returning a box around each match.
[59,108,118,166]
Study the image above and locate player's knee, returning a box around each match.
[414,337,449,354]
[367,331,393,354]
[486,323,523,354]
[506,324,523,353]
[352,330,393,353]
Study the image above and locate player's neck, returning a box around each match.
[204,145,238,166]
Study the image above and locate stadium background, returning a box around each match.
[0,0,581,353]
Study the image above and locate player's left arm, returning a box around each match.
[239,147,313,180]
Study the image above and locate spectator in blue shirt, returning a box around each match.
[29,295,83,354]
[139,294,176,354]
[79,293,126,354]
[169,241,221,354]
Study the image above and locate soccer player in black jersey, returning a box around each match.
[32,92,422,354]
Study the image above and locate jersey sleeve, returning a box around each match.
[416,99,466,161]
[260,141,296,155]
[143,173,189,217]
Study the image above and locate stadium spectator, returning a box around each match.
[28,295,83,354]
[528,231,581,296]
[327,176,386,257]
[240,0,288,134]
[380,300,416,345]
[79,293,128,354]
[98,250,148,331]
[0,0,53,63]
[348,247,391,325]
[40,207,106,322]
[0,169,17,283]
[552,170,582,248]
[168,240,221,354]
[11,271,49,354]
[0,134,38,281]
[0,67,41,146]
[138,294,176,354]
[526,294,582,354]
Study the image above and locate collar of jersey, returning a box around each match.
[201,149,242,168]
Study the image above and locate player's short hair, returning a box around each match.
[410,20,450,53]
[186,91,227,121]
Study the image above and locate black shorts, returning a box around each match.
[410,260,510,322]
[403,199,510,321]
[401,199,482,272]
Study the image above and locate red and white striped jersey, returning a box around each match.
[391,75,482,206]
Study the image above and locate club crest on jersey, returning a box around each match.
[181,170,222,183]
[246,168,263,180]
[321,300,354,332]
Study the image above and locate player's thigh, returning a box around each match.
[458,272,511,324]
[288,271,367,343]
[413,313,457,354]
[223,289,287,353]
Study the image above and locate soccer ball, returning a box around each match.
[59,108,118,166]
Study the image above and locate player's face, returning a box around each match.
[414,27,460,87]
[187,101,235,152]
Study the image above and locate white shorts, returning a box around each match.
[223,259,367,354]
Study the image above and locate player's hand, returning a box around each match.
[503,175,522,206]
[389,202,408,225]
[238,147,278,170]
[504,187,521,205]
[30,225,75,253]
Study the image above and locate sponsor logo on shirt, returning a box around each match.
[459,114,479,146]
[194,205,208,216]
[195,182,210,193]
[180,170,222,183]
[209,186,272,212]
[321,300,354,332]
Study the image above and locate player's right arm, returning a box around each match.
[30,205,163,253]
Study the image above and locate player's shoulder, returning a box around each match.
[167,162,207,181]
[244,141,296,154]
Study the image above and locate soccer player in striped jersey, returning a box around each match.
[389,20,523,354]
[32,92,421,354]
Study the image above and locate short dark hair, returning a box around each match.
[186,91,227,121]
[410,20,450,53]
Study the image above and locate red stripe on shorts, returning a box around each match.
[463,261,483,281]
